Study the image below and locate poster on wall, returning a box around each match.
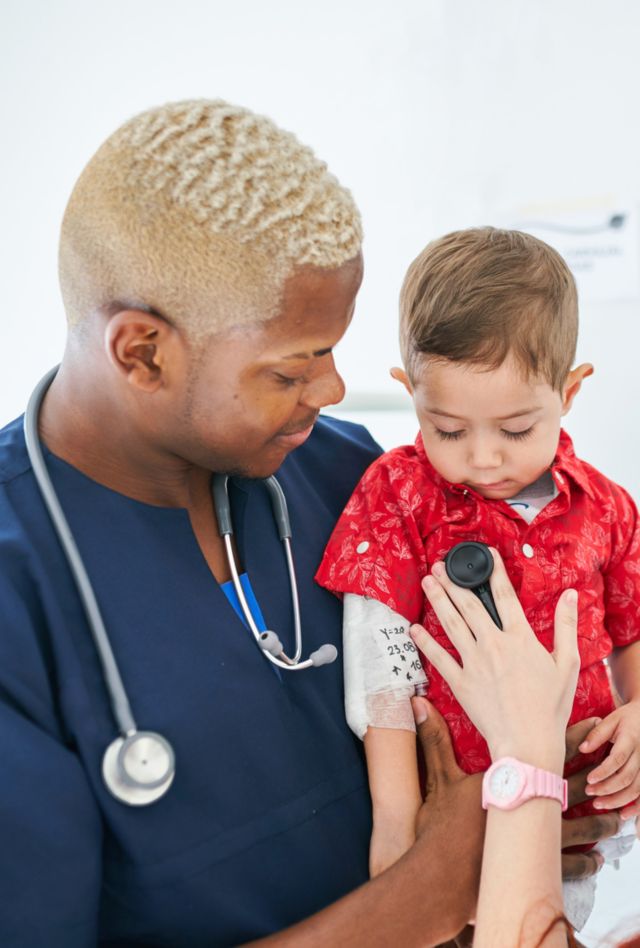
[508,201,639,302]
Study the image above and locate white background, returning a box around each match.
[1,1,639,940]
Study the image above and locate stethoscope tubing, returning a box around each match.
[24,366,336,803]
[213,475,325,671]
[24,366,138,737]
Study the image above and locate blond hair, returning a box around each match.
[59,99,362,337]
[399,228,578,391]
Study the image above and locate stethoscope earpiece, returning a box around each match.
[259,630,284,657]
[213,474,338,672]
[444,541,502,629]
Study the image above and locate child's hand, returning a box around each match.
[580,700,640,814]
[369,813,417,878]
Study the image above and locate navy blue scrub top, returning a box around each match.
[0,414,381,947]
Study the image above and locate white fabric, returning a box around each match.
[506,470,558,524]
[343,594,427,739]
[562,817,637,931]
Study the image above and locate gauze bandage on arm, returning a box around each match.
[343,593,428,739]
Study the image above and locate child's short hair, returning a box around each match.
[399,227,578,391]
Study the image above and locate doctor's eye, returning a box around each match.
[501,426,535,441]
[274,373,307,388]
[435,428,464,442]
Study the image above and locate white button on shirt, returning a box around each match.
[356,541,370,554]
[522,543,535,558]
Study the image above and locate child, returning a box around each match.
[315,228,640,930]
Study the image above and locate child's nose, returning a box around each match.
[467,438,502,470]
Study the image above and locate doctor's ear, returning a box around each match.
[561,363,594,415]
[390,366,414,396]
[105,310,183,393]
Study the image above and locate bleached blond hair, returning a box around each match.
[59,99,362,337]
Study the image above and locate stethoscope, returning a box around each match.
[445,541,502,629]
[24,367,337,806]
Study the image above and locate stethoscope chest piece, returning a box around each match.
[444,541,502,629]
[102,731,175,806]
[445,541,494,588]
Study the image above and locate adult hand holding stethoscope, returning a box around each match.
[410,546,580,768]
[407,551,610,945]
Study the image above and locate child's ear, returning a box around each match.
[390,366,413,396]
[561,363,594,415]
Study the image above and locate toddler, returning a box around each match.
[316,228,640,930]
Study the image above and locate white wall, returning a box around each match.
[3,0,640,494]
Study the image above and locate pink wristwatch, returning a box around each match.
[482,757,568,811]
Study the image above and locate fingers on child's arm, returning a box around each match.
[588,784,640,810]
[593,767,640,810]
[587,746,640,795]
[565,717,602,761]
[581,719,637,784]
[620,797,640,820]
[578,712,619,754]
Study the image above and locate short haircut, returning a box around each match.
[59,99,362,337]
[399,228,578,391]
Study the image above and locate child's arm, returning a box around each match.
[342,593,428,877]
[364,726,422,877]
[578,640,640,817]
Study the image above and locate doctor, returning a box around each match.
[0,99,616,947]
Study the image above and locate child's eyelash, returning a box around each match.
[502,427,534,441]
[434,426,535,442]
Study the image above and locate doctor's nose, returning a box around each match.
[301,361,346,410]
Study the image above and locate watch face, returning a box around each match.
[489,762,523,800]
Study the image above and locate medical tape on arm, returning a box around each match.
[343,593,428,739]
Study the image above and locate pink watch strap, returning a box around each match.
[533,765,568,811]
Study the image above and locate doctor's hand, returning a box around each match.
[411,699,485,933]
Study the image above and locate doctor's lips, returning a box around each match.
[273,415,319,448]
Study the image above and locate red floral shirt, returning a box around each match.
[316,430,640,819]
